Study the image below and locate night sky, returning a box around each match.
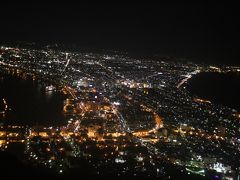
[0,1,239,64]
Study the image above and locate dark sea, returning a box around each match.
[0,73,66,126]
[187,72,240,110]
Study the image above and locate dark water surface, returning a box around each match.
[0,73,66,126]
[187,72,240,110]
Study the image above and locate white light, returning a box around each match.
[115,158,126,163]
[113,102,120,106]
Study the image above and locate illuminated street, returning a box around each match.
[0,45,240,179]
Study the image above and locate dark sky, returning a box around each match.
[0,1,239,64]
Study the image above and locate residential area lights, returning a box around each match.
[0,45,240,179]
